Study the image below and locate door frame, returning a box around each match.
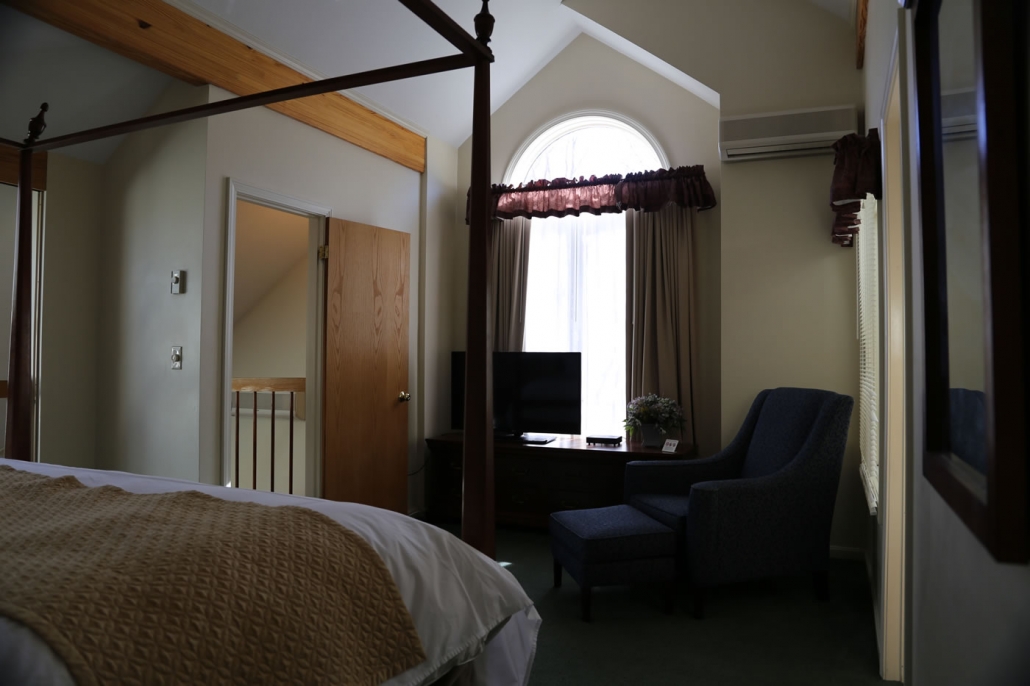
[222,179,331,496]
[876,35,907,682]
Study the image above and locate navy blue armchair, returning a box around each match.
[624,387,854,616]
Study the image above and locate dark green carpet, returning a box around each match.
[492,527,883,686]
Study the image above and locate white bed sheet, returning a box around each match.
[0,459,541,686]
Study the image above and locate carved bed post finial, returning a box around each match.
[475,0,494,46]
[25,102,49,144]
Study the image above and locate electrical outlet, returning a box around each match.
[171,346,182,370]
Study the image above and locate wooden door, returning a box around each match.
[323,219,409,512]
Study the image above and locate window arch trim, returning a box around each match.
[502,110,670,185]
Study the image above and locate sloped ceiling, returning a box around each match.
[0,5,172,164]
[165,0,716,146]
[233,201,309,323]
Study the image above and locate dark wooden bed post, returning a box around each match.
[462,1,496,558]
[4,104,47,460]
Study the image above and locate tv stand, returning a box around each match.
[496,432,556,445]
[425,432,696,528]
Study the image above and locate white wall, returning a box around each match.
[95,80,209,481]
[203,86,424,509]
[455,33,724,457]
[38,153,103,468]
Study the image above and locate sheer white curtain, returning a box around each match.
[514,116,663,435]
[524,213,626,434]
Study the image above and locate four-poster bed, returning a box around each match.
[1,0,498,555]
[0,1,526,683]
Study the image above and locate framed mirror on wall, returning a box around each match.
[911,0,1029,562]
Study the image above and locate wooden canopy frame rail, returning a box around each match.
[2,0,499,556]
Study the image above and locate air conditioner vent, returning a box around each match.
[720,106,858,162]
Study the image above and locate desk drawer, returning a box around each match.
[546,460,620,492]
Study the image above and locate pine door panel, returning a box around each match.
[323,218,409,512]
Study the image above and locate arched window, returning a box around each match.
[509,114,665,435]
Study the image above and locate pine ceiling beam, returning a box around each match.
[4,0,427,172]
[856,0,869,69]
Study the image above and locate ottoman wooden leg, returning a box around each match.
[581,586,592,623]
[553,559,562,589]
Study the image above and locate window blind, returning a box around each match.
[856,196,881,515]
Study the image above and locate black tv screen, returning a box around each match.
[451,351,582,436]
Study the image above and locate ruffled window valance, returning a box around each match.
[830,129,882,247]
[465,165,717,224]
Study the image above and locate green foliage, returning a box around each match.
[624,394,685,436]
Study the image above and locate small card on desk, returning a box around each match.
[662,439,680,453]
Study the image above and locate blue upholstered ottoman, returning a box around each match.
[550,504,677,622]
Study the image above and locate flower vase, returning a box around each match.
[640,424,664,448]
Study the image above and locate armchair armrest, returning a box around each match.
[624,452,741,500]
[624,389,772,500]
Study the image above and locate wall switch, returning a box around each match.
[171,270,185,294]
[171,346,182,370]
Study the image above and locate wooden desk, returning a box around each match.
[424,433,696,528]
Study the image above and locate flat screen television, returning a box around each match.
[451,351,582,440]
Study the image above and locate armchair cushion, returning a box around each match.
[628,494,691,534]
[742,388,828,479]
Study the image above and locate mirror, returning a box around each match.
[939,0,987,491]
[914,0,1029,562]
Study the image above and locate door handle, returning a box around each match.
[398,391,411,402]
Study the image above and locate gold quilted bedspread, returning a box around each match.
[0,466,426,686]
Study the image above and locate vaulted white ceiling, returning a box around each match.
[1,0,853,163]
[165,0,718,146]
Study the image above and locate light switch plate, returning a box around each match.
[171,270,185,294]
[171,346,182,370]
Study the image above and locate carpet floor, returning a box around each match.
[493,527,884,686]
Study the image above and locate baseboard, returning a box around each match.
[830,545,867,561]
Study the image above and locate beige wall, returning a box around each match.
[38,153,103,468]
[233,258,308,379]
[203,86,425,509]
[720,156,865,551]
[95,81,209,481]
[564,0,860,118]
[566,0,867,552]
[419,135,460,507]
[455,34,724,457]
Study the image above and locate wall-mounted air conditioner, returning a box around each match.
[719,105,858,162]
[941,88,977,140]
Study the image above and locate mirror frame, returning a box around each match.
[912,0,1029,562]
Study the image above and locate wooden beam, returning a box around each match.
[4,0,428,172]
[856,0,869,69]
[0,147,46,191]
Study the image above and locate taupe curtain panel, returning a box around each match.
[626,205,699,446]
[491,217,531,352]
